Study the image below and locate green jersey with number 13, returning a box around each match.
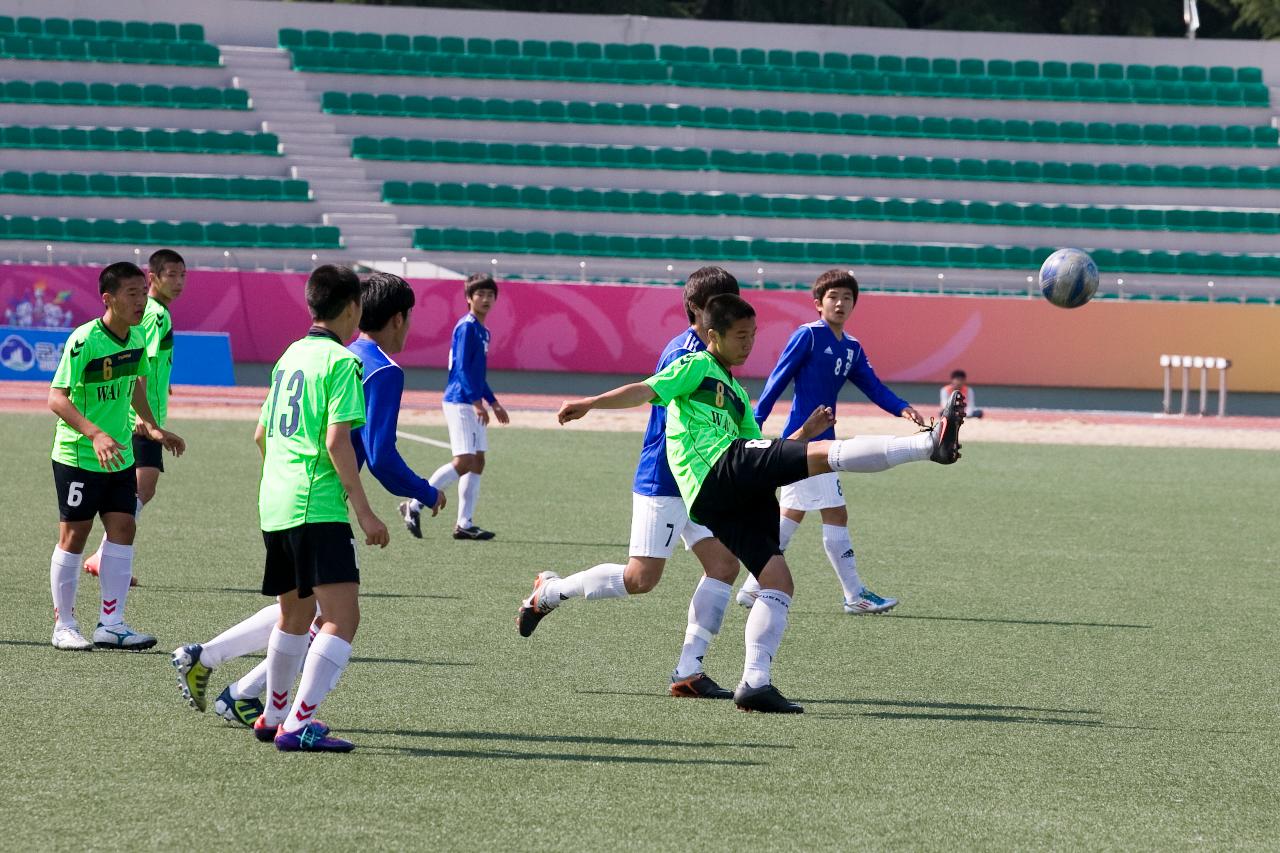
[257,329,366,532]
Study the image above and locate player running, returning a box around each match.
[83,249,187,586]
[516,267,759,700]
[171,272,441,728]
[546,293,966,713]
[739,269,924,615]
[47,261,185,651]
[422,273,508,541]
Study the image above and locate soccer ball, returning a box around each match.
[1038,248,1099,309]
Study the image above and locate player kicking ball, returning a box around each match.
[84,248,187,587]
[171,272,440,729]
[548,293,964,713]
[47,262,185,651]
[420,273,508,541]
[741,269,925,615]
[517,267,767,700]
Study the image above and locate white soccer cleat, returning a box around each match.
[843,589,899,615]
[93,622,158,651]
[52,624,94,651]
[735,586,758,610]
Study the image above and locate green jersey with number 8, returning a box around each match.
[257,329,366,532]
[643,350,761,510]
[50,319,150,472]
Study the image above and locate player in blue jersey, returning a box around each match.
[515,267,830,700]
[739,269,926,615]
[421,273,508,541]
[171,272,446,726]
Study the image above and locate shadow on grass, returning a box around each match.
[359,744,761,766]
[800,697,1102,715]
[0,639,164,655]
[885,614,1153,630]
[141,585,460,600]
[352,657,476,666]
[346,727,791,751]
[490,539,628,549]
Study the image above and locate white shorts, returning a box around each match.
[628,493,714,559]
[779,472,844,511]
[442,401,487,455]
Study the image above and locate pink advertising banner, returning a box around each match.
[2,264,1277,391]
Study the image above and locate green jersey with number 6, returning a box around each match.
[643,350,761,510]
[257,329,366,532]
[50,319,150,472]
[136,296,174,427]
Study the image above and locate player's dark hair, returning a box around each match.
[360,272,416,332]
[306,264,361,321]
[465,273,498,300]
[951,369,967,381]
[148,249,185,275]
[813,269,859,305]
[99,261,146,295]
[705,293,755,336]
[683,266,740,324]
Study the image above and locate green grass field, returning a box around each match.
[2,412,1277,851]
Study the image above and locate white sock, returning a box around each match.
[201,604,280,669]
[822,525,864,602]
[740,574,762,598]
[544,563,628,604]
[675,577,731,678]
[742,589,791,688]
[827,433,932,472]
[97,540,134,626]
[263,627,309,727]
[281,632,352,733]
[429,462,460,492]
[778,516,801,551]
[233,660,268,701]
[50,547,81,628]
[457,472,480,528]
[135,496,144,519]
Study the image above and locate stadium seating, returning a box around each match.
[0,215,338,248]
[282,29,1268,107]
[384,181,1280,234]
[354,137,1280,190]
[411,227,1280,277]
[0,81,250,110]
[0,125,281,155]
[323,92,1280,148]
[0,171,310,201]
[0,16,219,66]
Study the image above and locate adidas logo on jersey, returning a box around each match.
[823,346,833,354]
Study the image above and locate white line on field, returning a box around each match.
[396,430,452,450]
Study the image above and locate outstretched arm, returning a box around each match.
[558,382,655,424]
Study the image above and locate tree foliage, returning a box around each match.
[320,0,1270,38]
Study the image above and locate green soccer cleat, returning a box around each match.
[171,643,212,712]
[214,685,263,727]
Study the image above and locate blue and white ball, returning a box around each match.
[1039,248,1099,309]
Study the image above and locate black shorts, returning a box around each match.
[132,434,164,472]
[52,460,137,522]
[262,522,360,599]
[690,438,811,577]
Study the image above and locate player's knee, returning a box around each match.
[104,516,136,547]
[702,558,738,584]
[472,453,486,474]
[136,483,157,505]
[624,559,663,594]
[454,454,477,474]
[820,506,848,526]
[58,526,89,553]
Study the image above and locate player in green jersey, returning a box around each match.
[251,264,390,752]
[47,262,185,652]
[84,249,186,585]
[552,293,966,713]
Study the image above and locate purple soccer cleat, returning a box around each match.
[274,722,354,753]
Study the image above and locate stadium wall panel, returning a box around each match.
[1,264,1275,392]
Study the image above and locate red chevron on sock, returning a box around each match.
[295,700,316,722]
[102,599,117,615]
[271,690,289,710]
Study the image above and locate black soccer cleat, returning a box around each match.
[930,390,967,465]
[670,672,734,700]
[453,525,496,541]
[398,501,422,539]
[733,683,804,714]
[516,571,559,638]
